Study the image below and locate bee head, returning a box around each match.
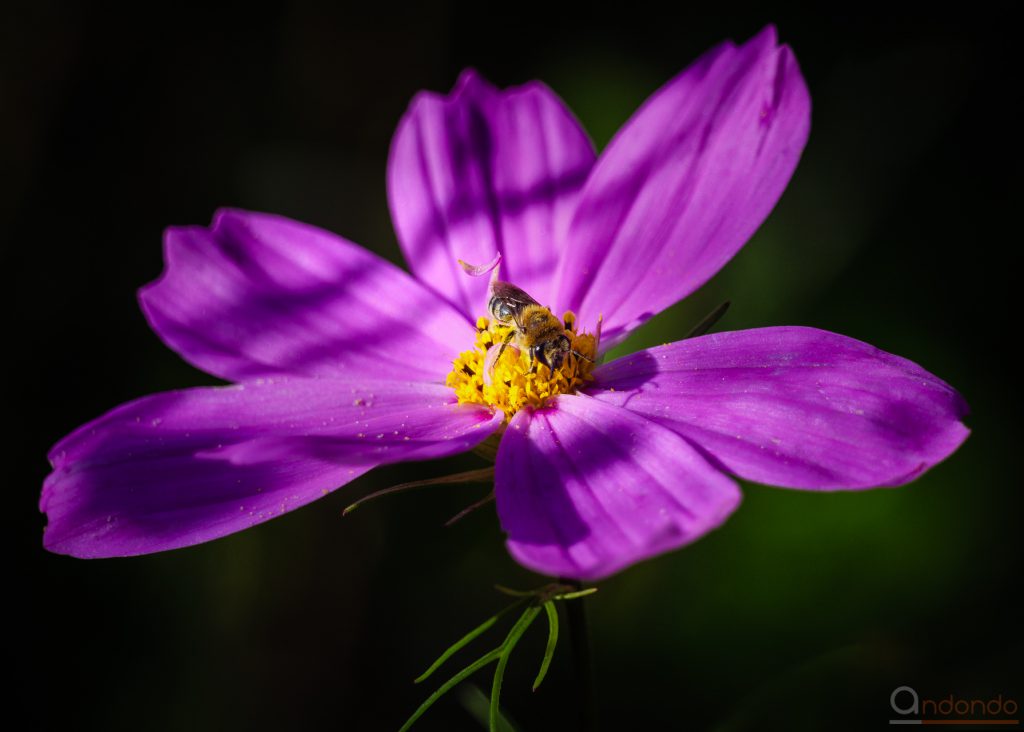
[489,300,512,321]
[535,335,571,371]
[489,299,515,323]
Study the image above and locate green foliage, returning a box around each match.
[400,584,594,731]
[532,602,559,692]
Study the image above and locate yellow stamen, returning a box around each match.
[446,312,598,419]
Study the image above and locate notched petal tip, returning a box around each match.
[556,25,811,343]
[452,67,491,95]
[402,67,494,117]
[752,22,780,48]
[138,207,471,383]
[388,63,597,318]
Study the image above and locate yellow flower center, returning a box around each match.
[446,311,598,419]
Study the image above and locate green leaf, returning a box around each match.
[489,652,513,732]
[532,602,559,692]
[415,599,526,684]
[490,606,541,732]
[400,648,503,732]
[551,587,598,601]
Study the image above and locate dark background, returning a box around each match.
[8,3,1020,730]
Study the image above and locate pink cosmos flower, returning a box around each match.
[40,26,968,581]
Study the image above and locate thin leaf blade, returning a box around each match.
[489,607,541,732]
[400,649,503,732]
[415,599,525,684]
[532,602,559,692]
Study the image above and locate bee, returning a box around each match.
[487,281,591,372]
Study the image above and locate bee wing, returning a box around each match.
[489,281,540,308]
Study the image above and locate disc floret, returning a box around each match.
[447,312,597,418]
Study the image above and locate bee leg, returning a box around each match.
[528,346,542,374]
[484,331,517,386]
[486,330,517,381]
[494,329,516,363]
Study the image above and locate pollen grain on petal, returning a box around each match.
[446,312,597,420]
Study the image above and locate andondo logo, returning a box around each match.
[890,686,1019,726]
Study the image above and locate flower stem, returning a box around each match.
[561,579,596,731]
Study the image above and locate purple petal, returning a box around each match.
[554,26,811,345]
[139,209,472,383]
[388,69,596,318]
[42,378,502,558]
[457,252,502,277]
[495,394,740,581]
[590,327,969,489]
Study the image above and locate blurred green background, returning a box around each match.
[9,3,1019,730]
